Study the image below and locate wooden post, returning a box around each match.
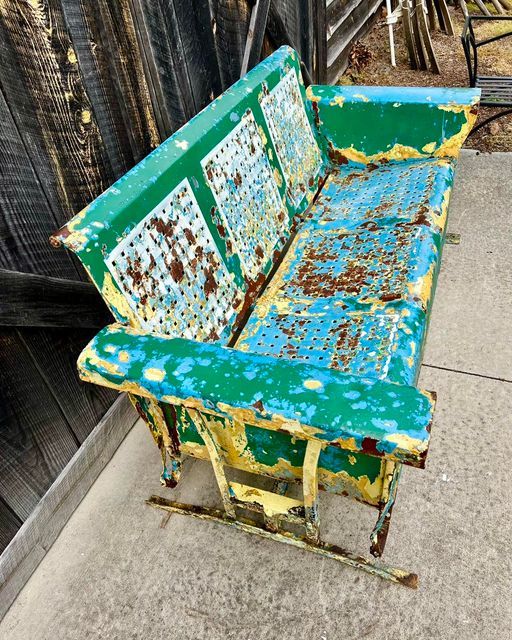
[314,0,328,83]
[241,0,272,77]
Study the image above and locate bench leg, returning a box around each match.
[370,462,402,557]
[189,409,237,519]
[131,395,182,488]
[303,440,322,543]
[263,480,289,532]
[147,412,417,587]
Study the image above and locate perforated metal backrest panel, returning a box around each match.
[105,179,242,341]
[260,69,322,207]
[202,109,287,281]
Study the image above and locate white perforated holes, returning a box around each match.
[260,69,322,208]
[202,109,287,281]
[106,178,241,341]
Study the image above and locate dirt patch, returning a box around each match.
[338,6,512,152]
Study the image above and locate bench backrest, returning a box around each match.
[52,47,325,343]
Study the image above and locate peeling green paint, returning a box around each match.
[51,46,479,560]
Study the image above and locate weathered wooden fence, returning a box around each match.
[0,0,378,557]
[326,0,382,83]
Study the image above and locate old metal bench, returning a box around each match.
[51,47,479,587]
[462,15,512,135]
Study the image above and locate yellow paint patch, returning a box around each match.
[407,340,417,368]
[333,143,424,165]
[432,186,450,233]
[407,261,435,309]
[79,346,122,377]
[257,125,268,145]
[353,93,369,102]
[273,167,283,188]
[57,206,89,251]
[384,432,428,457]
[329,95,345,107]
[422,141,437,154]
[303,379,323,390]
[81,109,91,124]
[305,86,321,102]
[181,440,208,459]
[104,344,117,354]
[144,368,166,382]
[118,350,130,363]
[434,103,478,158]
[67,47,77,64]
[101,272,139,325]
[229,482,303,518]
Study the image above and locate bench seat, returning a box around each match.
[236,157,454,387]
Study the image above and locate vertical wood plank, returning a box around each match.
[87,0,160,161]
[314,0,328,83]
[212,0,252,89]
[129,0,186,137]
[171,0,222,107]
[0,499,22,554]
[0,0,113,221]
[18,329,116,444]
[298,0,313,76]
[0,330,79,521]
[240,0,271,76]
[130,0,222,138]
[60,1,139,176]
[0,85,80,280]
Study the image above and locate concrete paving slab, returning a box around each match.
[1,366,511,640]
[424,150,512,381]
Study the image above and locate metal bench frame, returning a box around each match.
[51,46,480,589]
[462,15,512,135]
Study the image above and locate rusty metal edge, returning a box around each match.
[146,495,419,588]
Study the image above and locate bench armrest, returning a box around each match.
[307,85,480,164]
[79,324,436,468]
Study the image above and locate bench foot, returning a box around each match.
[146,495,418,589]
[370,462,401,558]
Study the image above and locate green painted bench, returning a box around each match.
[52,46,479,587]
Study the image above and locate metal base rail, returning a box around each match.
[146,495,419,589]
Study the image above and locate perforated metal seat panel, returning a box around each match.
[236,157,455,386]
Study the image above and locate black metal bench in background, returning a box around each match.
[462,15,512,135]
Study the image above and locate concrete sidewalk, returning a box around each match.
[1,150,511,640]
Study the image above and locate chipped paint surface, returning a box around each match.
[202,110,287,280]
[50,46,325,343]
[105,178,242,340]
[53,46,479,559]
[236,158,454,390]
[78,323,436,468]
[229,481,304,519]
[260,68,322,207]
[307,84,480,164]
[172,405,385,505]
